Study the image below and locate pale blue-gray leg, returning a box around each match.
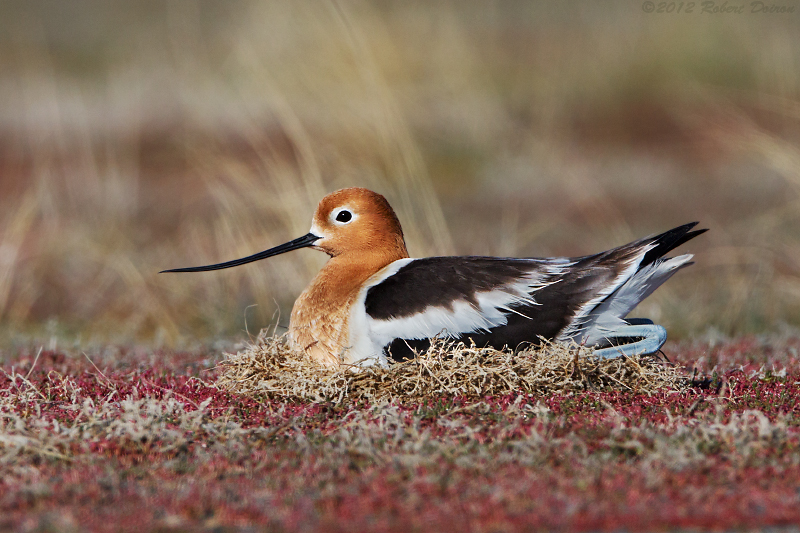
[592,319,667,359]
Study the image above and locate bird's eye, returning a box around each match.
[335,210,352,223]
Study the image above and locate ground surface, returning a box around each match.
[1,338,799,532]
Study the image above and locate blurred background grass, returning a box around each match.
[0,0,799,348]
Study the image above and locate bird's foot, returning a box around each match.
[592,318,667,359]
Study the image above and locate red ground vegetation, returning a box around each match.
[1,338,799,532]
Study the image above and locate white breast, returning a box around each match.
[344,259,412,366]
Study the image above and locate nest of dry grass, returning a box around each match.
[217,332,689,404]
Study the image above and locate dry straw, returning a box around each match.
[217,332,688,404]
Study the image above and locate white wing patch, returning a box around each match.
[368,291,509,342]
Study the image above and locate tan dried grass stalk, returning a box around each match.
[217,332,688,404]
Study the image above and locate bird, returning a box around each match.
[162,187,705,369]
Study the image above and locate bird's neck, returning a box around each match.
[313,246,409,303]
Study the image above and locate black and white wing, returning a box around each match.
[362,222,705,361]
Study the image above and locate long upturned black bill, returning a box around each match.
[160,233,320,273]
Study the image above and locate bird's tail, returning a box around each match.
[580,222,706,345]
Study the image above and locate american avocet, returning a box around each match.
[163,188,705,368]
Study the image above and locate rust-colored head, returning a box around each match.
[309,188,408,261]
